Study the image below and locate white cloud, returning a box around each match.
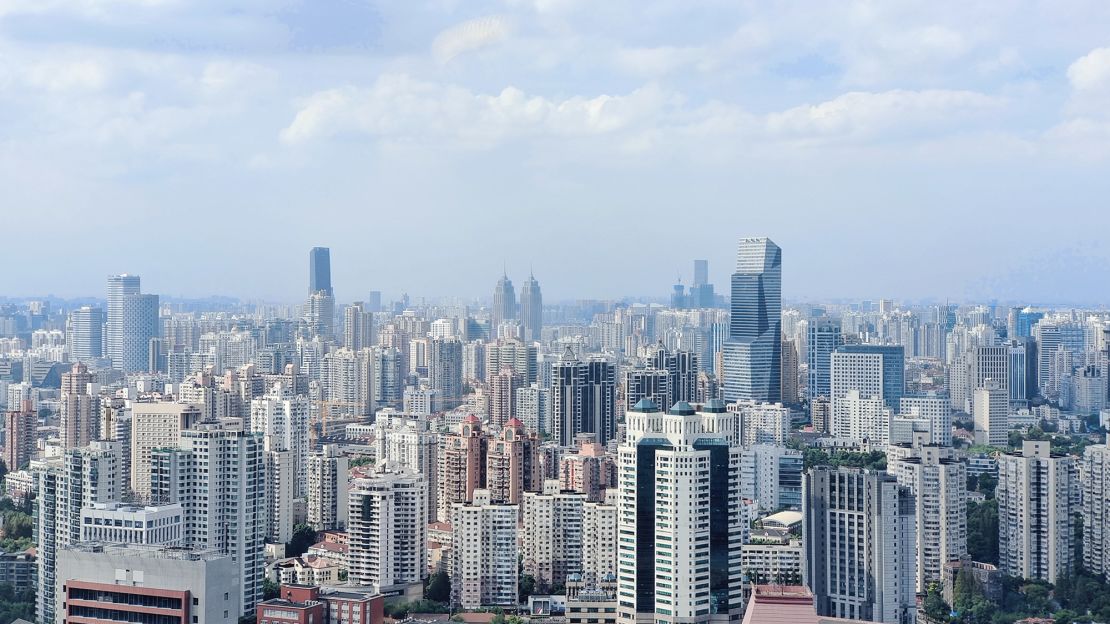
[1067,47,1110,91]
[432,16,512,64]
[765,89,1001,140]
[25,59,109,91]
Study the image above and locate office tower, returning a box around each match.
[624,368,669,412]
[56,543,239,624]
[1074,365,1107,415]
[807,318,843,400]
[804,467,916,624]
[996,441,1076,583]
[374,347,404,406]
[486,418,540,505]
[970,344,1009,395]
[59,362,98,450]
[486,339,538,384]
[490,368,522,429]
[739,444,804,512]
[888,441,967,592]
[898,396,952,446]
[305,290,336,339]
[492,273,517,331]
[344,302,374,351]
[106,274,142,369]
[834,344,905,410]
[972,381,1008,447]
[617,399,744,624]
[429,338,464,403]
[651,344,699,406]
[3,400,34,471]
[730,401,791,446]
[781,335,800,404]
[35,441,121,623]
[130,402,202,499]
[515,384,551,435]
[438,416,488,521]
[1081,441,1110,579]
[309,246,333,296]
[1008,339,1032,402]
[118,292,159,373]
[722,237,782,403]
[449,489,518,609]
[522,480,586,591]
[307,444,350,531]
[687,259,716,309]
[1034,321,1062,394]
[347,466,427,593]
[520,271,543,342]
[67,305,105,362]
[365,290,382,312]
[322,347,375,417]
[1012,308,1045,339]
[250,382,309,498]
[150,422,266,615]
[552,350,616,447]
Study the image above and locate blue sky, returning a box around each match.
[2,1,1110,304]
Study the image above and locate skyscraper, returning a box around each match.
[689,259,715,308]
[67,305,105,362]
[491,273,517,331]
[722,237,782,403]
[807,317,843,400]
[120,292,159,373]
[617,399,744,624]
[552,349,616,447]
[429,338,464,404]
[520,271,543,342]
[3,400,34,471]
[347,466,427,593]
[804,467,916,624]
[106,274,141,369]
[309,246,333,296]
[344,302,374,351]
[1081,440,1110,579]
[834,344,905,410]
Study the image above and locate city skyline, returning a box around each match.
[3,2,1110,302]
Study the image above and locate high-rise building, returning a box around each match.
[739,444,804,512]
[1081,441,1110,580]
[492,273,517,332]
[60,362,98,449]
[831,390,892,445]
[730,401,791,447]
[803,467,916,624]
[520,271,543,342]
[490,368,522,429]
[970,345,1009,395]
[344,302,374,351]
[3,400,35,471]
[650,344,698,406]
[106,273,141,370]
[120,292,159,373]
[347,466,427,593]
[250,382,310,498]
[997,440,1076,583]
[130,402,202,500]
[688,259,715,308]
[807,317,843,400]
[309,246,333,296]
[307,444,350,531]
[67,305,105,362]
[552,350,616,447]
[781,335,800,405]
[888,440,967,592]
[322,347,375,417]
[35,441,122,623]
[516,384,551,435]
[429,338,464,404]
[437,416,487,521]
[623,368,669,412]
[833,344,905,410]
[722,237,782,403]
[617,399,744,624]
[485,418,540,505]
[522,480,586,592]
[262,436,295,544]
[449,489,518,609]
[972,381,1008,447]
[150,421,266,615]
[305,291,336,339]
[898,395,952,446]
[486,339,537,384]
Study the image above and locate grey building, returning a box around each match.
[722,237,782,403]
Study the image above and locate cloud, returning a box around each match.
[765,89,1001,141]
[432,16,512,64]
[25,59,109,91]
[1067,47,1110,92]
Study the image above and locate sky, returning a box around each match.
[3,1,1110,305]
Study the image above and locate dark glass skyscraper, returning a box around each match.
[722,237,782,403]
[309,246,333,296]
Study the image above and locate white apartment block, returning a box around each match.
[450,489,518,609]
[898,395,951,446]
[250,382,310,498]
[130,401,202,500]
[972,382,1009,447]
[307,444,350,531]
[1081,441,1110,579]
[522,480,585,591]
[997,440,1076,583]
[347,466,427,593]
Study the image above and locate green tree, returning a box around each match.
[966,499,999,565]
[519,573,536,602]
[426,571,451,603]
[285,524,318,557]
[262,578,280,600]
